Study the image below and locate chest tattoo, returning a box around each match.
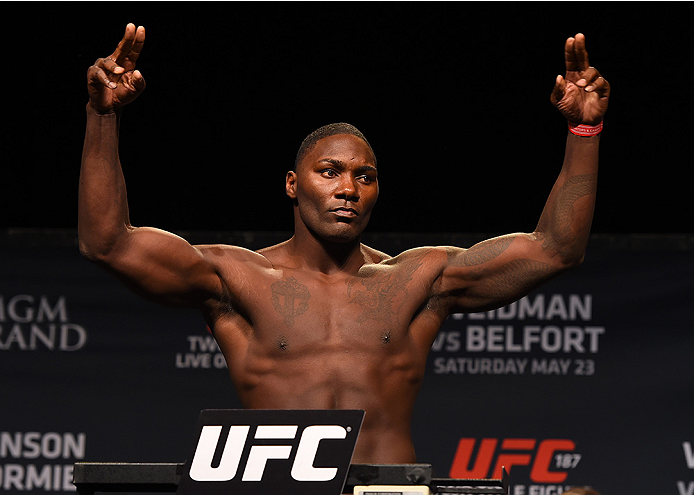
[271,277,311,326]
[347,252,427,324]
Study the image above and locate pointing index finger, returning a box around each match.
[110,23,135,64]
[573,33,589,72]
[564,36,577,72]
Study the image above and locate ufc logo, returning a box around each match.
[449,438,577,483]
[189,424,347,482]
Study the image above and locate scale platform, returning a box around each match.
[73,462,509,494]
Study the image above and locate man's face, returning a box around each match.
[286,133,379,243]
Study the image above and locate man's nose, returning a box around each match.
[335,175,359,201]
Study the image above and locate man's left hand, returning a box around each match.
[551,33,610,125]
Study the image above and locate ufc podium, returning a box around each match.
[72,409,508,494]
[72,462,509,494]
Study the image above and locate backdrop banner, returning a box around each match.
[1,231,692,495]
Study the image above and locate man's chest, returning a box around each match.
[216,261,436,350]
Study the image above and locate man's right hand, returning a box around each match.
[87,23,146,114]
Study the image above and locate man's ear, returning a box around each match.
[286,170,297,199]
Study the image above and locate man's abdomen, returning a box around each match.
[231,345,424,463]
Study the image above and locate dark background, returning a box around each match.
[2,5,693,493]
[3,2,691,236]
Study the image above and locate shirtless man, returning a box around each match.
[79,24,609,465]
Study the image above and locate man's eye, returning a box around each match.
[359,175,376,184]
[321,169,337,178]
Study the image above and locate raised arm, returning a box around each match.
[79,24,222,308]
[434,33,610,313]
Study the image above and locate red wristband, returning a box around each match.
[568,120,603,136]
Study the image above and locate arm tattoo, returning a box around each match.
[448,236,514,267]
[477,258,556,302]
[542,174,597,251]
[271,277,311,326]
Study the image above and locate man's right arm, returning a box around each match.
[79,24,222,308]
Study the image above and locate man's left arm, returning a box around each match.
[434,33,610,313]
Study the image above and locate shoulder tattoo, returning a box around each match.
[347,250,429,324]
